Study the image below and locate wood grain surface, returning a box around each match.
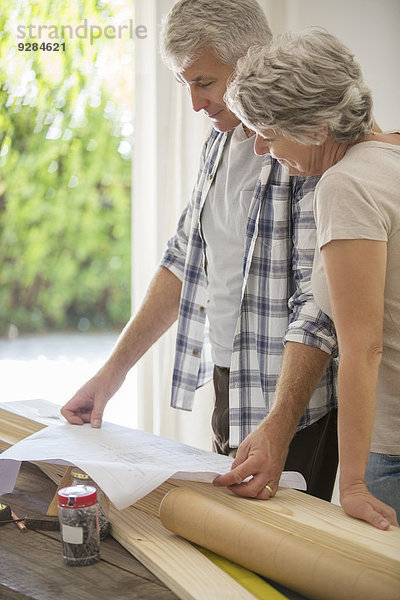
[1,404,399,600]
[0,462,178,600]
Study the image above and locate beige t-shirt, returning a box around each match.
[312,140,400,454]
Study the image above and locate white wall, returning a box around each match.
[262,0,400,130]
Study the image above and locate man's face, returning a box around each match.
[177,47,241,132]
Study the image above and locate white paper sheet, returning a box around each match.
[0,400,306,510]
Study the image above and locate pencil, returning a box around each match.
[11,509,27,533]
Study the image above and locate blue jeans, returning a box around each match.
[365,452,400,520]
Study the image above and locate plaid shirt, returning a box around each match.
[161,128,337,447]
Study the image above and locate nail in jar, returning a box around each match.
[71,469,110,539]
[58,485,100,566]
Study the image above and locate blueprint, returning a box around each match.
[0,399,306,510]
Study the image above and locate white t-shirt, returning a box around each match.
[201,124,262,367]
[312,140,400,454]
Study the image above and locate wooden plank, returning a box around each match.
[25,463,286,600]
[159,487,400,600]
[0,414,271,600]
[169,480,400,578]
[110,504,259,600]
[2,404,399,600]
[0,584,36,600]
[132,478,400,582]
[0,408,44,446]
[35,456,400,600]
[30,464,273,599]
[33,464,291,600]
[46,466,73,515]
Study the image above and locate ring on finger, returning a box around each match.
[265,484,273,494]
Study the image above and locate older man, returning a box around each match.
[61,0,338,502]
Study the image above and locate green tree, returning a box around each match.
[0,0,133,334]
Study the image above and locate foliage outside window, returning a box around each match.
[0,0,133,336]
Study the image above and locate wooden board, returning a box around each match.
[159,486,400,600]
[0,407,45,448]
[1,404,399,600]
[0,409,282,600]
[110,504,260,600]
[169,480,400,578]
[36,463,284,600]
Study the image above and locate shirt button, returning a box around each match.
[208,173,213,180]
[199,306,205,313]
[192,349,199,357]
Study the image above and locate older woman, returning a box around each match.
[225,27,400,529]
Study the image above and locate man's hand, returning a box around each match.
[60,365,125,428]
[214,343,331,500]
[213,420,289,499]
[340,482,398,530]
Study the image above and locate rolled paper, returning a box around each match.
[159,487,400,600]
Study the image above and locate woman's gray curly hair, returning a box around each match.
[160,0,272,72]
[225,27,374,144]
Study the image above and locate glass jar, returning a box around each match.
[71,469,110,539]
[58,485,100,566]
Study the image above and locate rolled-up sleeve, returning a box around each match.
[284,175,338,357]
[160,134,210,282]
[160,203,191,282]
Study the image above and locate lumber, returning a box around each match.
[36,464,285,600]
[169,480,400,579]
[0,406,282,600]
[110,504,260,600]
[0,403,399,600]
[0,407,44,450]
[159,487,400,600]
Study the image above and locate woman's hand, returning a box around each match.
[340,481,398,530]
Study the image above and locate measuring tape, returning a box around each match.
[0,503,14,523]
[0,502,27,531]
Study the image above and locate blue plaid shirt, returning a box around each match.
[161,128,338,447]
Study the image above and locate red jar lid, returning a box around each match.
[58,485,97,508]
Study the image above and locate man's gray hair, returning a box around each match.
[225,27,374,144]
[160,0,272,72]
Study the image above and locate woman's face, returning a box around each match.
[254,129,324,176]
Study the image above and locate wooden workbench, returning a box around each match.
[0,461,179,600]
[2,406,398,600]
[0,462,309,600]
